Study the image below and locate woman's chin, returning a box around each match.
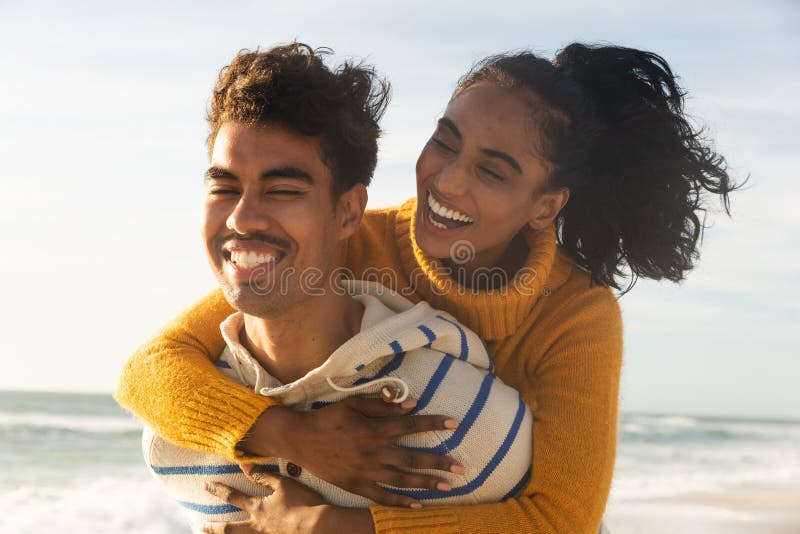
[416,208,470,258]
[414,230,450,261]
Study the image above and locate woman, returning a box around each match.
[116,43,736,533]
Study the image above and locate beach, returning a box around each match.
[604,413,800,533]
[1,391,798,533]
[605,484,800,533]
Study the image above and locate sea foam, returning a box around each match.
[0,477,190,534]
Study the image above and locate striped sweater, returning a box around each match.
[143,280,532,532]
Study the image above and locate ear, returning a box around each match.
[527,188,570,230]
[336,183,368,240]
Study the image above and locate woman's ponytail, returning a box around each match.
[457,44,740,292]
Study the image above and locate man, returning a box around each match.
[141,43,531,533]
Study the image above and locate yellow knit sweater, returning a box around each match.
[116,198,623,534]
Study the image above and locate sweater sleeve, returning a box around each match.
[369,286,623,534]
[114,289,279,461]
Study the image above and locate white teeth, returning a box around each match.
[429,213,448,229]
[426,192,473,223]
[230,250,278,269]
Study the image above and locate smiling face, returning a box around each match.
[415,83,569,270]
[203,121,362,318]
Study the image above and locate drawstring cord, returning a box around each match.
[325,376,410,404]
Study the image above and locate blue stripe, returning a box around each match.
[410,354,455,414]
[214,360,232,369]
[389,340,404,354]
[502,466,532,500]
[355,364,365,371]
[417,325,436,348]
[480,338,494,373]
[409,372,494,454]
[436,315,468,360]
[150,464,242,476]
[389,393,527,499]
[151,463,280,476]
[352,352,405,386]
[310,400,332,410]
[177,500,241,515]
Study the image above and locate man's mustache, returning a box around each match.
[219,233,292,250]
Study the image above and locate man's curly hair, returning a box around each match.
[207,43,390,197]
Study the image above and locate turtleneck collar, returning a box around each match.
[394,197,563,340]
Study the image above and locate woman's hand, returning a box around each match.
[201,467,374,534]
[240,396,462,508]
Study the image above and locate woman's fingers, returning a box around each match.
[380,446,463,475]
[344,396,418,417]
[273,398,463,504]
[355,482,423,509]
[239,462,255,477]
[378,413,458,438]
[248,468,281,489]
[376,467,454,492]
[205,482,260,513]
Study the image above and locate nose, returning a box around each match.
[433,160,469,197]
[226,192,271,235]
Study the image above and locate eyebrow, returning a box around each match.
[438,117,462,140]
[481,149,522,175]
[437,117,523,175]
[204,166,314,183]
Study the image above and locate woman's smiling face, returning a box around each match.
[415,82,568,270]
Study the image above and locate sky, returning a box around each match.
[0,0,797,420]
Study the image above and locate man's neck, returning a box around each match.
[239,292,364,384]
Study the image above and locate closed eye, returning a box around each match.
[209,188,239,196]
[433,137,455,153]
[268,190,304,196]
[478,166,506,182]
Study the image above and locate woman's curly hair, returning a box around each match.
[207,42,390,197]
[457,44,743,292]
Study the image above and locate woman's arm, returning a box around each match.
[367,287,623,534]
[200,284,621,534]
[115,288,459,506]
[114,290,274,459]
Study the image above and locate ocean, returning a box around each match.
[1,390,798,533]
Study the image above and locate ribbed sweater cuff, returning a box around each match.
[370,506,460,534]
[181,384,278,462]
